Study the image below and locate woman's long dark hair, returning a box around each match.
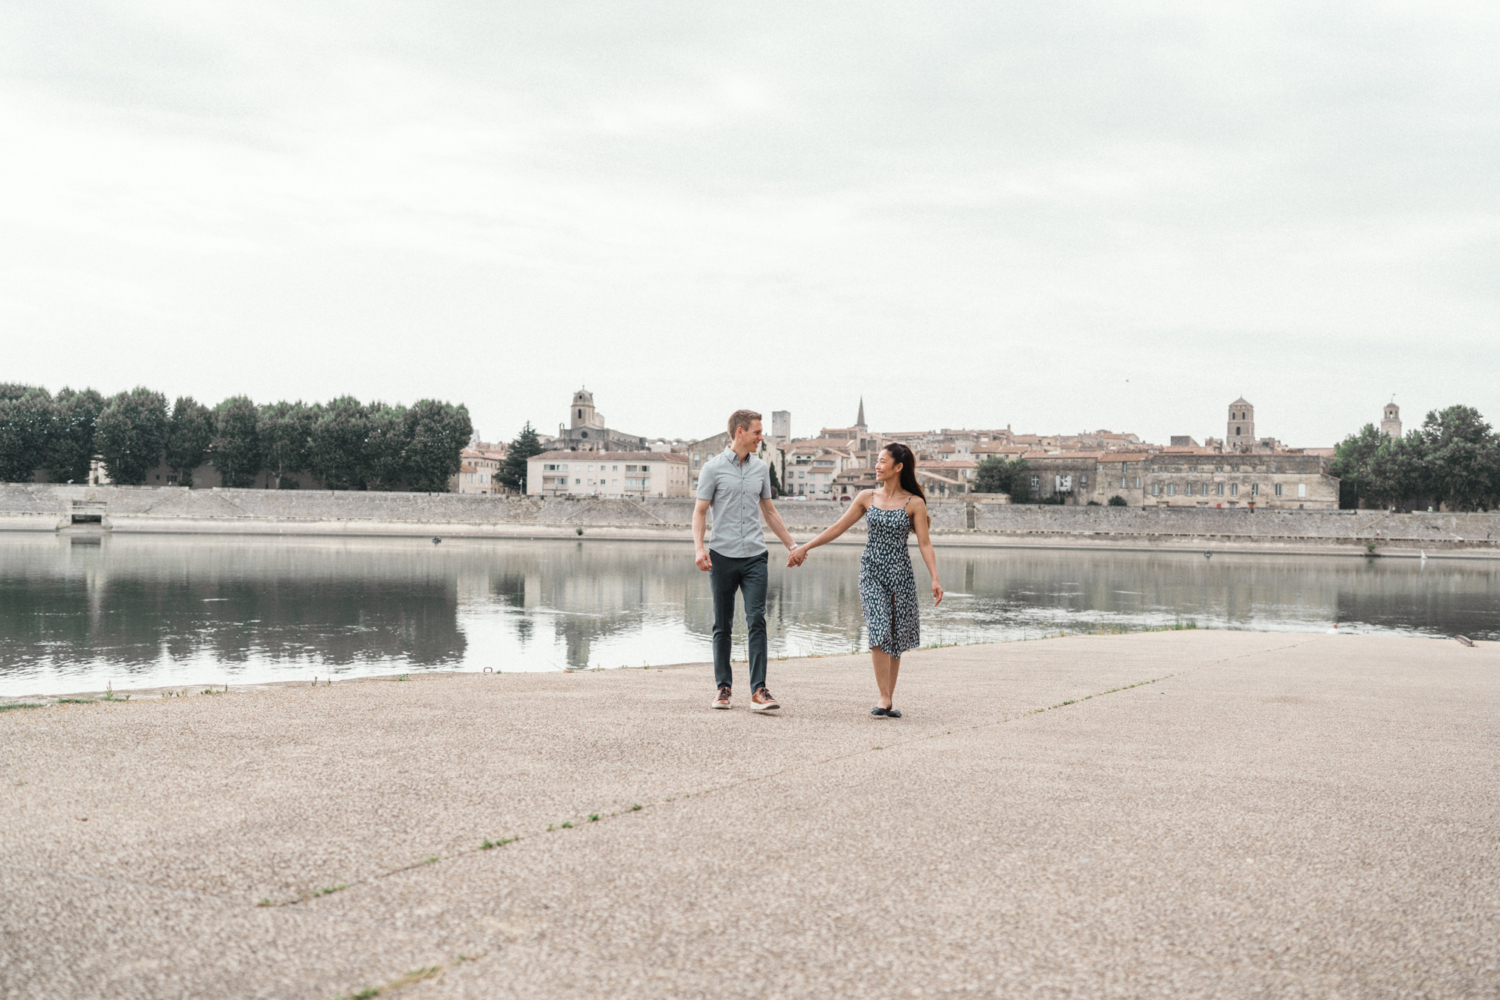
[882,443,925,501]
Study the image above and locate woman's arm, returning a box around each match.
[788,492,871,564]
[909,497,944,605]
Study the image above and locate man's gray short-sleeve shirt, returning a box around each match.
[697,448,773,558]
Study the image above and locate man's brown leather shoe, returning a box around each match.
[751,687,779,711]
[712,685,732,709]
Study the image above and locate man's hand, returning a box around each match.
[695,549,712,572]
[786,545,807,568]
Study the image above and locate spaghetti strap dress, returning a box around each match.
[859,498,921,658]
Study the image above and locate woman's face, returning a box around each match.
[875,449,901,482]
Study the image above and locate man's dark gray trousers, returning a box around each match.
[708,549,768,692]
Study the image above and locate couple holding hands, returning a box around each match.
[692,409,944,718]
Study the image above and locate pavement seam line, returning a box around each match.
[281,634,1326,907]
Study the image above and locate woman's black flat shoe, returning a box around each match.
[884,708,902,718]
[870,706,889,717]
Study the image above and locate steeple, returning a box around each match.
[856,397,866,431]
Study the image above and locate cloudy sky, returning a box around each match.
[3,1,1497,446]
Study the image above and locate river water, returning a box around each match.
[1,533,1496,696]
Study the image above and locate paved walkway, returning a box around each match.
[3,631,1497,999]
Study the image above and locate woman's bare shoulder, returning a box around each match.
[853,489,876,507]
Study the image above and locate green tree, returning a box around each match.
[974,457,1030,502]
[768,460,783,497]
[165,397,214,486]
[0,384,55,483]
[1329,424,1388,509]
[95,387,169,485]
[363,403,412,491]
[1415,405,1500,511]
[47,388,104,483]
[405,399,472,492]
[213,396,263,488]
[499,422,543,493]
[308,397,370,490]
[1107,494,1128,506]
[258,401,315,488]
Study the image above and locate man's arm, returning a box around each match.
[692,498,712,571]
[759,497,796,553]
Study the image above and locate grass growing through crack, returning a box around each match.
[314,884,347,897]
[257,898,273,907]
[560,821,573,829]
[0,702,44,713]
[631,803,642,811]
[588,813,600,822]
[479,837,517,850]
[333,966,443,1000]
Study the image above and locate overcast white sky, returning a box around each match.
[3,1,1497,446]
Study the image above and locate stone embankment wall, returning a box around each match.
[2,484,1496,557]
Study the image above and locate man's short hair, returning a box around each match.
[728,409,762,437]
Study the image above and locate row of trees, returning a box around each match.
[0,384,473,492]
[1331,405,1500,511]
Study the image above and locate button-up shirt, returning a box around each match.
[697,447,773,558]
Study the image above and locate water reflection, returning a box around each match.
[0,534,1495,695]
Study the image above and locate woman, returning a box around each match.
[789,443,943,717]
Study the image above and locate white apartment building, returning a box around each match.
[784,444,856,496]
[528,451,690,498]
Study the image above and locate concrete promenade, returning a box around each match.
[3,631,1497,999]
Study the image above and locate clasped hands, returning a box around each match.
[786,543,809,568]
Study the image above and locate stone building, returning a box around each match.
[528,451,689,497]
[1381,402,1402,438]
[556,388,647,452]
[1080,452,1338,509]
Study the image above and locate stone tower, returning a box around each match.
[771,410,791,441]
[856,397,867,433]
[1227,398,1255,452]
[1381,402,1402,438]
[570,388,601,429]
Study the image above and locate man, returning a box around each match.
[693,409,803,711]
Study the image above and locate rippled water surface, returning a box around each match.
[1,533,1496,695]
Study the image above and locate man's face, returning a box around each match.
[736,419,764,451]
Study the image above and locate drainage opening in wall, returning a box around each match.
[70,513,103,525]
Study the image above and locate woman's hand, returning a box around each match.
[931,580,944,605]
[787,544,808,567]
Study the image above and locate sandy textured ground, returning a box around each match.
[3,630,1497,999]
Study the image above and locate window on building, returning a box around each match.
[1231,483,1238,496]
[1216,483,1224,496]
[1080,475,1088,488]
[1251,483,1259,497]
[1133,477,1141,488]
[1297,483,1307,498]
[1030,475,1040,490]
[1275,483,1283,497]
[1168,483,1176,496]
[1152,483,1161,496]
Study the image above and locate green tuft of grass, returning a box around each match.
[630,803,642,811]
[588,813,600,822]
[257,898,273,907]
[56,697,95,704]
[396,673,410,682]
[0,702,44,713]
[420,856,438,865]
[479,837,517,850]
[560,821,573,829]
[315,884,347,897]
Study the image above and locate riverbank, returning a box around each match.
[2,630,1494,999]
[3,483,1498,557]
